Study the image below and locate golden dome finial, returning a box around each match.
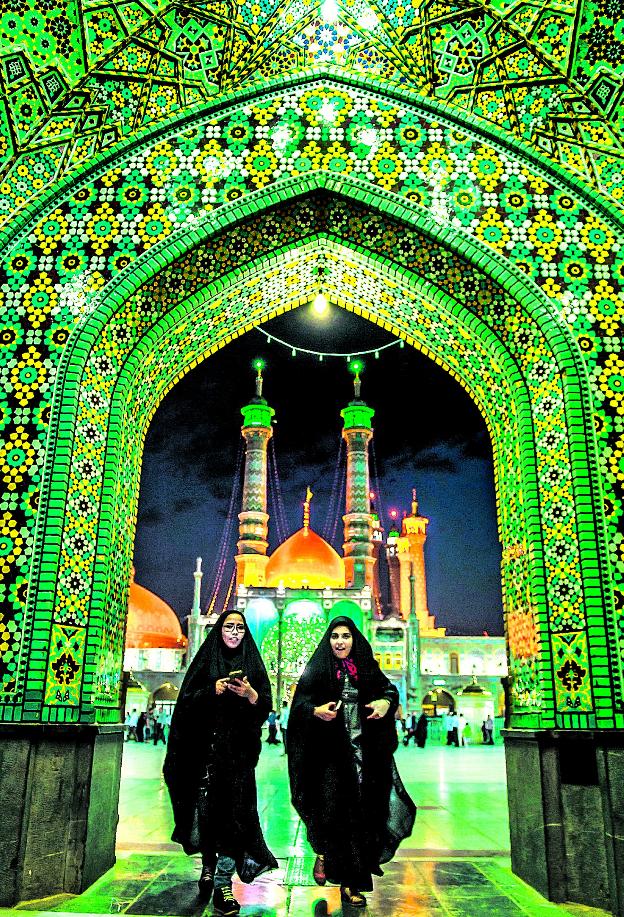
[304,486,313,531]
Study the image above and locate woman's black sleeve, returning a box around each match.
[254,678,273,723]
[371,662,399,715]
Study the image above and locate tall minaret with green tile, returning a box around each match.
[341,360,375,589]
[235,359,274,588]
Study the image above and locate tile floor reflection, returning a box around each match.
[2,742,610,917]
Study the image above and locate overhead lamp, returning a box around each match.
[312,293,329,315]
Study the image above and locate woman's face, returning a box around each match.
[222,613,246,649]
[330,625,353,659]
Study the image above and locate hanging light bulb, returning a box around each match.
[312,293,329,316]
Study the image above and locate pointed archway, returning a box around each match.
[0,74,622,909]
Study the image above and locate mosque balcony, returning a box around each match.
[238,585,372,603]
[123,647,186,673]
[420,636,508,678]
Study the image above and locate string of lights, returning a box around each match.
[268,438,290,544]
[323,437,346,544]
[206,442,243,614]
[255,325,404,361]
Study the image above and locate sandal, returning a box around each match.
[340,886,367,907]
[313,854,326,886]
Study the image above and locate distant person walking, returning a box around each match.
[136,710,146,743]
[484,715,495,745]
[445,712,454,746]
[403,711,417,746]
[449,711,460,747]
[415,712,428,748]
[279,699,290,755]
[266,709,280,744]
[125,708,138,741]
[153,707,167,745]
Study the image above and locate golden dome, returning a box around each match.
[265,527,345,589]
[126,569,187,650]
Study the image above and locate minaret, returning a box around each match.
[235,359,274,588]
[397,489,444,634]
[341,361,375,589]
[406,559,421,702]
[386,510,402,614]
[186,557,204,663]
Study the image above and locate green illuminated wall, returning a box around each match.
[0,73,622,733]
[262,598,327,696]
[1,0,623,222]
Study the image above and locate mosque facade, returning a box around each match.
[2,0,624,908]
[179,364,507,717]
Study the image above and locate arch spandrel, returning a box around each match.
[2,2,623,221]
[0,78,621,729]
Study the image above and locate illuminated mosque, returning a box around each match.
[4,0,624,906]
[125,360,506,718]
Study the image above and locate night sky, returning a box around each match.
[134,305,503,635]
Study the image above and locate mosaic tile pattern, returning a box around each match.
[0,79,621,729]
[575,0,624,133]
[0,0,623,228]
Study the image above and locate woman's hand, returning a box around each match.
[314,701,340,721]
[215,678,229,695]
[227,676,258,705]
[365,698,391,720]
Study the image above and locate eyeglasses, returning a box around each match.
[223,623,246,633]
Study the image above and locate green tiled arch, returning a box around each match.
[1,75,622,730]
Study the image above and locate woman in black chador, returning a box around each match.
[287,616,416,908]
[163,610,277,916]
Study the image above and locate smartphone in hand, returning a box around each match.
[227,670,244,684]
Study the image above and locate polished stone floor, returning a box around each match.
[4,741,610,917]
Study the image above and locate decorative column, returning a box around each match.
[403,490,428,612]
[406,561,421,706]
[397,489,442,634]
[386,513,402,614]
[341,361,375,589]
[370,495,385,617]
[186,557,204,664]
[235,360,274,588]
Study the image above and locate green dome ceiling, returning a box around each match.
[1,0,623,226]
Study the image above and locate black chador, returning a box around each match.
[287,616,416,891]
[163,610,278,882]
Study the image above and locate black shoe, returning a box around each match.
[198,864,214,901]
[213,885,240,915]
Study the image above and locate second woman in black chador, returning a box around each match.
[287,616,416,908]
[163,610,277,916]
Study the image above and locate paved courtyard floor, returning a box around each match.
[2,741,610,917]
